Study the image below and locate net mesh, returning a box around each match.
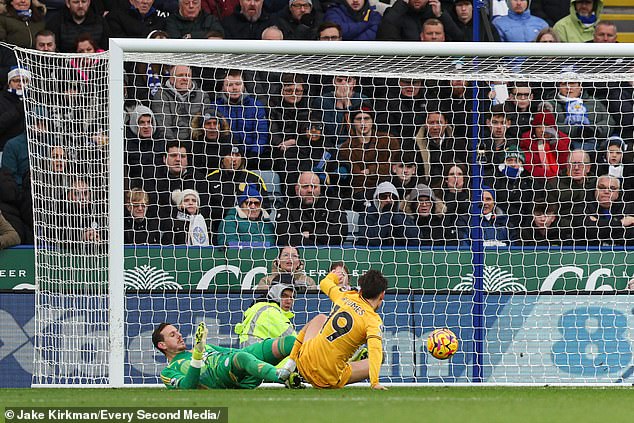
[14,44,634,386]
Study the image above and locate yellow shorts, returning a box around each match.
[296,339,351,389]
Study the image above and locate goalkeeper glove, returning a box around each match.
[192,322,208,361]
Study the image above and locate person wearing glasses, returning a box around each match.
[216,183,275,247]
[256,245,318,290]
[277,0,323,40]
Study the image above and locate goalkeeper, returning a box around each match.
[153,322,297,389]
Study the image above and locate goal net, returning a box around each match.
[14,40,634,386]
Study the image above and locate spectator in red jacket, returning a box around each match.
[520,110,570,180]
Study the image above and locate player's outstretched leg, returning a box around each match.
[289,314,327,362]
[232,351,290,384]
[242,336,296,366]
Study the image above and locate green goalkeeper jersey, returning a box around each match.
[160,344,261,390]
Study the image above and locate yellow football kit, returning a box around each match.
[297,273,383,388]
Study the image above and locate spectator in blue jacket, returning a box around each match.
[458,186,516,246]
[212,70,271,170]
[492,0,548,42]
[323,0,381,41]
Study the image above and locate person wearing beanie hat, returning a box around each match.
[160,188,210,246]
[234,282,296,347]
[355,181,420,247]
[276,0,322,41]
[457,185,515,246]
[451,0,501,42]
[0,67,28,151]
[216,183,275,247]
[504,144,525,164]
[519,108,571,179]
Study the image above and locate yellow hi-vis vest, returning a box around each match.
[234,301,296,347]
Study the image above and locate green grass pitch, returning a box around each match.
[2,386,634,423]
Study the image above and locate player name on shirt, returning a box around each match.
[342,297,365,316]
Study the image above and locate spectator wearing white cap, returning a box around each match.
[160,188,211,245]
[0,66,30,153]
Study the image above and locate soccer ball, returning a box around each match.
[427,328,459,360]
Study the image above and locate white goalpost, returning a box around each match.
[12,40,634,387]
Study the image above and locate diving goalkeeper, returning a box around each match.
[153,322,297,389]
[283,269,388,390]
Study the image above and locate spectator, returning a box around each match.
[338,104,400,207]
[151,64,209,141]
[205,145,270,232]
[125,104,166,181]
[530,0,569,26]
[106,0,167,38]
[607,77,634,141]
[216,183,275,246]
[387,151,422,202]
[63,177,106,246]
[485,145,544,228]
[68,34,104,85]
[0,0,47,49]
[311,74,367,146]
[166,0,224,38]
[221,0,279,39]
[161,188,211,245]
[261,24,283,39]
[458,186,515,246]
[34,29,57,51]
[375,77,426,142]
[533,26,560,42]
[270,74,310,173]
[492,0,548,42]
[124,187,160,244]
[520,111,571,180]
[590,20,617,43]
[547,79,613,150]
[144,140,206,219]
[403,183,455,246]
[419,17,444,41]
[451,0,500,42]
[277,114,341,198]
[190,108,232,173]
[553,0,604,43]
[317,21,342,40]
[46,0,109,53]
[478,104,516,178]
[0,66,28,153]
[438,79,475,139]
[256,245,317,290]
[323,0,381,41]
[596,135,634,203]
[504,82,535,140]
[377,0,461,41]
[2,106,48,188]
[275,170,348,246]
[438,163,470,223]
[277,0,323,40]
[415,109,468,186]
[46,144,73,201]
[546,149,595,229]
[572,175,634,246]
[234,283,296,347]
[212,70,271,169]
[0,210,20,249]
[355,181,420,247]
[520,201,571,246]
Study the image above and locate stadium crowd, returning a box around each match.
[1,0,633,249]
